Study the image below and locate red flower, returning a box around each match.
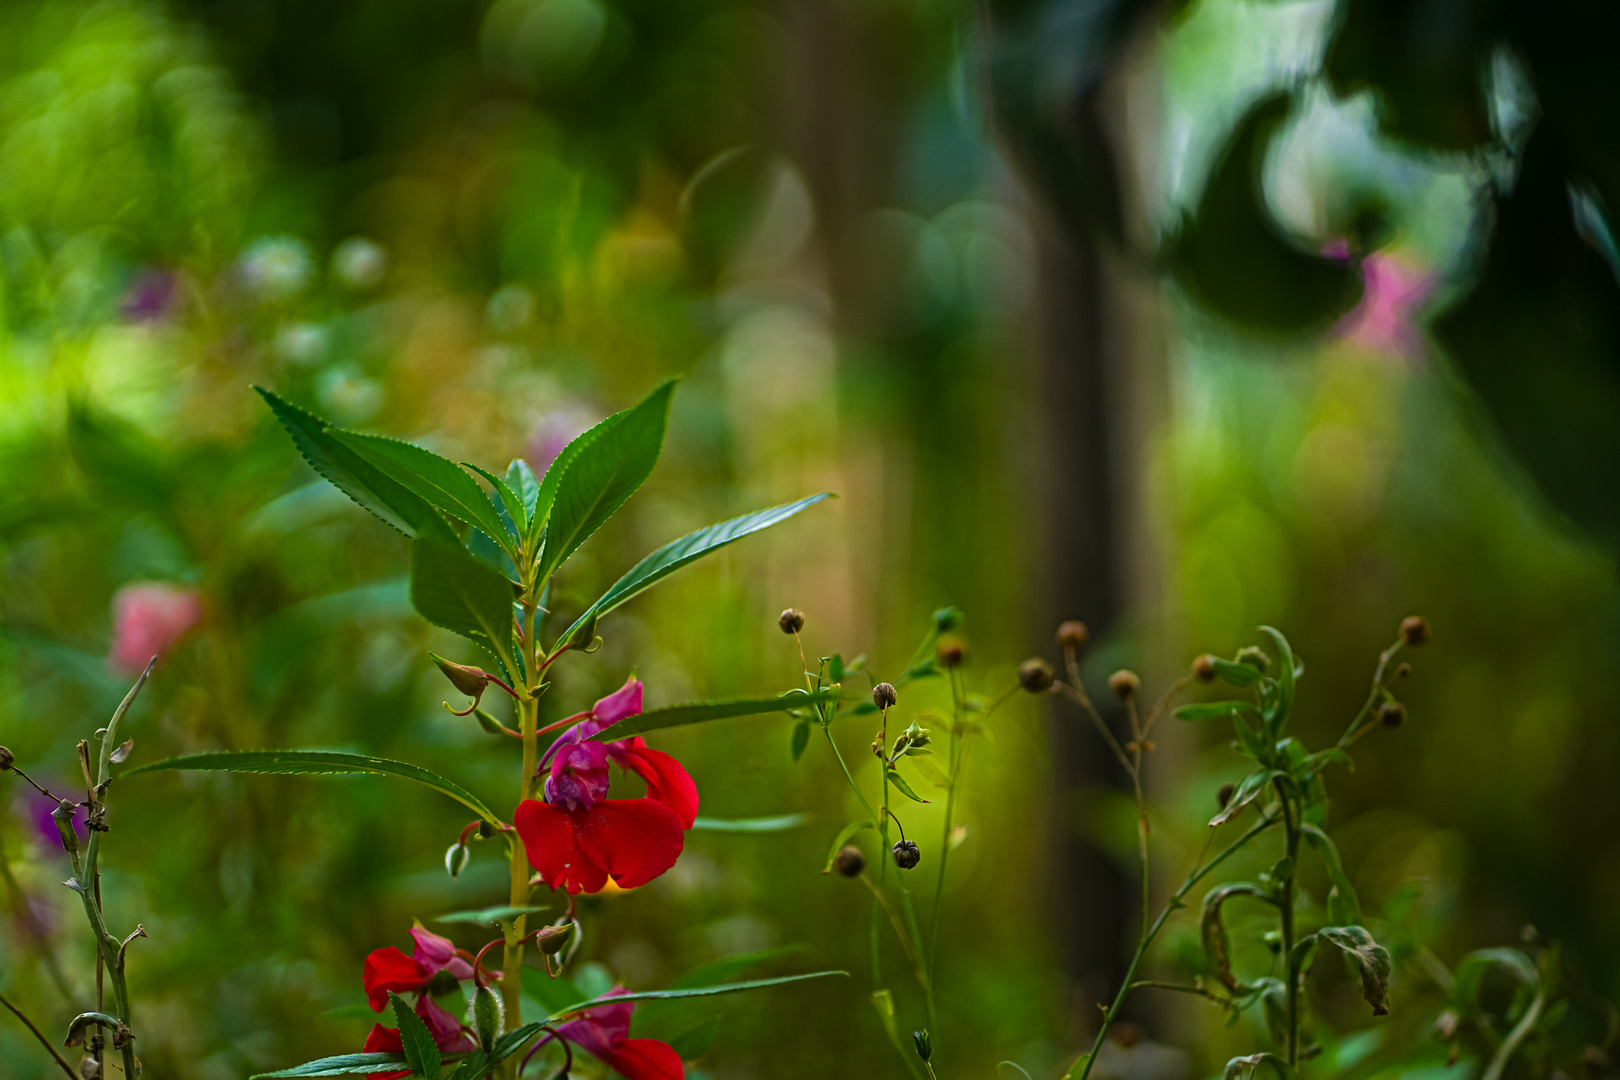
[109,582,202,675]
[515,678,698,895]
[361,927,476,1075]
[528,989,683,1080]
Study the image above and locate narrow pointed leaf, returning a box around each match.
[535,379,676,585]
[1175,701,1260,722]
[1319,926,1393,1016]
[464,461,527,537]
[390,991,440,1078]
[1301,824,1363,928]
[586,691,837,741]
[529,415,617,545]
[557,492,832,646]
[1259,626,1295,731]
[1209,658,1263,687]
[331,429,513,555]
[124,750,501,824]
[256,387,461,546]
[506,459,540,518]
[455,1024,548,1080]
[433,905,551,926]
[250,1053,414,1077]
[544,971,847,1021]
[411,539,516,662]
[690,813,811,832]
[1211,769,1282,826]
[886,768,931,804]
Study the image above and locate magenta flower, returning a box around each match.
[527,989,683,1080]
[109,583,202,675]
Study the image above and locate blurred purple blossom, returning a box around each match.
[23,789,83,849]
[526,405,598,473]
[120,268,179,323]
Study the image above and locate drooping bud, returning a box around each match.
[445,842,470,879]
[1235,646,1270,672]
[1193,655,1217,682]
[52,800,79,856]
[1109,670,1140,700]
[1217,782,1235,808]
[892,839,921,870]
[1017,658,1054,693]
[834,846,865,877]
[913,1030,933,1062]
[936,640,965,668]
[1378,701,1407,727]
[872,683,898,710]
[1056,621,1089,650]
[1400,616,1430,647]
[432,654,489,700]
[778,609,805,634]
[470,983,503,1051]
[535,923,575,955]
[0,745,12,770]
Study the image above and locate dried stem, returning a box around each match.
[0,989,78,1079]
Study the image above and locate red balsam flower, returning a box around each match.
[515,678,698,895]
[529,989,683,1080]
[362,927,477,1076]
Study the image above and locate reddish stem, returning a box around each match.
[535,710,592,739]
[471,939,504,988]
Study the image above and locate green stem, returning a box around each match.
[1337,638,1404,748]
[1274,779,1301,1066]
[1072,813,1279,1080]
[502,596,542,1078]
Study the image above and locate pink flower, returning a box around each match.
[361,927,477,1074]
[526,406,597,474]
[109,583,202,675]
[1335,251,1433,356]
[528,989,684,1080]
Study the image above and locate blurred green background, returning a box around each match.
[0,1,1616,1078]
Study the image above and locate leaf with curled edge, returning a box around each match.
[1301,823,1363,926]
[1200,883,1272,991]
[1319,925,1393,1016]
[1211,769,1281,827]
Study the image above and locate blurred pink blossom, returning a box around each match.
[526,406,598,474]
[1334,250,1433,356]
[109,582,202,675]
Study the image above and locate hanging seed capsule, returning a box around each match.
[833,846,865,877]
[892,840,921,870]
[1056,621,1089,649]
[1400,616,1430,647]
[1018,658,1054,693]
[1109,670,1140,700]
[778,609,805,634]
[872,683,898,710]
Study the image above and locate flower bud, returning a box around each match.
[52,800,79,856]
[834,846,865,877]
[933,607,961,632]
[936,640,965,668]
[892,839,921,870]
[445,842,470,879]
[0,746,12,770]
[1378,701,1406,727]
[470,983,503,1051]
[431,653,490,698]
[1217,782,1235,808]
[1017,658,1054,693]
[535,923,575,955]
[913,1030,933,1062]
[778,608,805,634]
[1057,621,1089,649]
[1395,662,1412,679]
[1109,670,1140,700]
[1193,655,1217,682]
[1235,646,1269,672]
[872,683,898,710]
[1400,616,1430,647]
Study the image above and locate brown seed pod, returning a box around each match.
[1056,620,1089,649]
[1109,670,1141,700]
[892,840,921,870]
[872,683,898,710]
[1018,658,1055,693]
[1400,616,1430,647]
[1378,701,1407,727]
[833,846,865,877]
[778,608,805,634]
[0,745,13,771]
[1193,655,1217,682]
[936,640,965,668]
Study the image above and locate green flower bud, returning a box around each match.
[535,923,575,955]
[913,1030,933,1062]
[470,983,503,1052]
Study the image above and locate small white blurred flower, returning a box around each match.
[331,237,388,290]
[276,321,328,366]
[486,285,535,334]
[316,362,384,422]
[239,236,312,300]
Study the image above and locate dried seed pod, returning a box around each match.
[1056,621,1089,649]
[1400,616,1430,647]
[1378,701,1407,727]
[778,608,805,634]
[1109,669,1141,700]
[872,683,898,710]
[1193,655,1217,682]
[892,839,921,870]
[0,745,12,770]
[833,846,865,877]
[1017,658,1054,693]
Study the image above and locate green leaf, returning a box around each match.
[886,769,931,804]
[690,814,811,832]
[790,719,811,762]
[1211,769,1281,827]
[506,459,539,519]
[411,539,516,662]
[1454,948,1539,1011]
[1210,658,1264,687]
[453,1024,548,1080]
[125,750,501,825]
[635,945,810,1024]
[822,821,875,873]
[1301,824,1362,926]
[520,966,584,1015]
[1318,926,1392,1016]
[463,461,527,538]
[586,691,836,741]
[544,972,847,1021]
[330,429,514,555]
[251,1053,414,1077]
[535,379,675,586]
[391,991,441,1078]
[256,387,461,547]
[828,653,844,683]
[529,415,617,546]
[1259,627,1295,732]
[1175,701,1260,722]
[909,755,951,789]
[315,1002,379,1023]
[556,493,831,648]
[667,1015,722,1059]
[433,905,550,926]
[1201,883,1272,991]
